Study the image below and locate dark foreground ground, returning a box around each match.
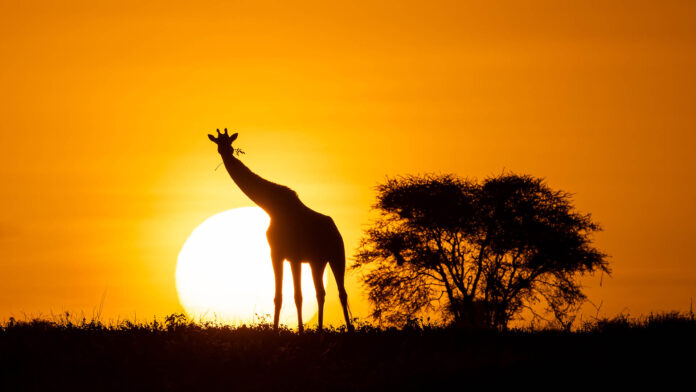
[1,312,695,391]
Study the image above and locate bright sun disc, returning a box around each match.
[176,207,322,326]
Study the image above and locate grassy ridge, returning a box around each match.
[1,312,694,391]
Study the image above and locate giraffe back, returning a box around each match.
[266,205,343,265]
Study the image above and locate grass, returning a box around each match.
[1,311,695,391]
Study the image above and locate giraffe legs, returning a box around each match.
[271,256,283,331]
[290,261,303,333]
[268,247,348,333]
[310,263,327,332]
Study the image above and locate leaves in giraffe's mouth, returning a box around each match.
[214,147,245,171]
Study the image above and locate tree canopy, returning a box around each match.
[352,173,610,329]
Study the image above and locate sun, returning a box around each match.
[175,207,322,326]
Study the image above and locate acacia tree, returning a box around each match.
[352,173,610,329]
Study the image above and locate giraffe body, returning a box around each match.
[208,130,353,332]
[266,207,341,265]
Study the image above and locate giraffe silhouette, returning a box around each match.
[208,129,354,333]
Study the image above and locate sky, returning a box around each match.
[1,0,694,325]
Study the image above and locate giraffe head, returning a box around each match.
[208,128,238,154]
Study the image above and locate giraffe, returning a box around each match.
[208,129,354,333]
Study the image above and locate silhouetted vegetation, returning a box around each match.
[353,173,609,329]
[1,312,694,390]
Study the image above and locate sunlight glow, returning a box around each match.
[176,207,322,326]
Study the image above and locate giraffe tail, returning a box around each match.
[327,217,354,331]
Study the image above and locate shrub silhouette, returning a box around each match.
[2,312,694,390]
[353,173,610,329]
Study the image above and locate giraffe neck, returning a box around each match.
[219,150,300,215]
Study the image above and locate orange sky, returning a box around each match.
[1,1,694,325]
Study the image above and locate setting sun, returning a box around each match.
[175,207,321,326]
